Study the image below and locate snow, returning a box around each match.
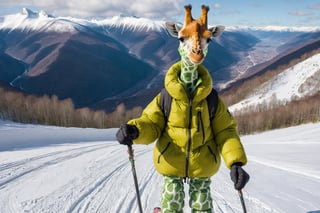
[230,53,320,113]
[1,8,320,212]
[2,8,320,35]
[0,8,165,33]
[0,11,77,33]
[92,15,165,32]
[1,120,320,213]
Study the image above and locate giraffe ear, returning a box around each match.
[165,22,181,38]
[209,25,225,37]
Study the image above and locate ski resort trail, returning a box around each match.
[0,142,271,213]
[0,121,320,213]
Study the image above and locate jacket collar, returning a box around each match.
[165,61,213,102]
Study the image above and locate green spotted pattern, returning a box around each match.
[161,176,213,213]
[178,45,199,94]
[161,176,185,213]
[189,178,213,213]
[178,45,208,95]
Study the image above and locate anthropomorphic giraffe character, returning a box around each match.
[165,4,225,93]
[116,5,249,213]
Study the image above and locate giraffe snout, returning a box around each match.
[192,48,203,55]
[189,49,204,64]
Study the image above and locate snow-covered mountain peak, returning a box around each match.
[0,9,166,34]
[20,8,52,19]
[39,10,50,18]
[21,8,36,17]
[0,8,77,33]
[2,8,320,35]
[92,15,165,32]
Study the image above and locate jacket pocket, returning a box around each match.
[197,111,205,144]
[157,142,171,163]
[207,145,217,163]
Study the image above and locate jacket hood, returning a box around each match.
[164,61,213,102]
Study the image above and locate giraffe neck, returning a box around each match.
[178,45,200,94]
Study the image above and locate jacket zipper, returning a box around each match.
[185,97,192,180]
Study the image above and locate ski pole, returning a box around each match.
[127,144,143,213]
[238,190,247,213]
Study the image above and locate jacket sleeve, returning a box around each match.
[127,93,165,145]
[211,97,247,168]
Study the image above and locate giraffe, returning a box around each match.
[165,5,225,94]
[117,5,249,213]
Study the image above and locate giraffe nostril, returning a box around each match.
[192,49,203,55]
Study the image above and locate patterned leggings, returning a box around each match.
[161,176,213,213]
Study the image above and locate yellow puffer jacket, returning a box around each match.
[128,61,247,178]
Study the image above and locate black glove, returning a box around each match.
[116,124,139,146]
[230,163,250,190]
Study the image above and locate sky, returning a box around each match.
[0,0,319,27]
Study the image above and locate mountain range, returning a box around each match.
[1,8,320,111]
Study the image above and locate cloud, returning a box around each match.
[0,0,183,19]
[309,4,320,9]
[288,10,310,17]
[288,8,320,25]
[213,3,222,9]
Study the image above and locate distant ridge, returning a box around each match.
[226,25,320,32]
[2,8,320,33]
[222,37,320,93]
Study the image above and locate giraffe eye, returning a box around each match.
[178,37,185,42]
[207,38,212,43]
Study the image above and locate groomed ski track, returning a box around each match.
[1,122,320,212]
[0,142,268,213]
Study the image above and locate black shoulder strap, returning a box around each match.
[207,88,219,120]
[160,87,219,123]
[160,88,172,123]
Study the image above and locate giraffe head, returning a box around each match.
[165,5,225,65]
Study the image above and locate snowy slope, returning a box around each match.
[230,53,320,113]
[1,120,320,213]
